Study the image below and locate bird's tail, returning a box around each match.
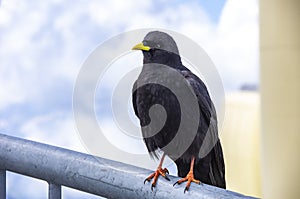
[208,139,226,189]
[175,140,226,189]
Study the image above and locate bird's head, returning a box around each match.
[132,31,181,65]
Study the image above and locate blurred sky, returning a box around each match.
[0,0,258,198]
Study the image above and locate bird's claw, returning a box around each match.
[144,167,169,190]
[144,172,155,184]
[173,181,180,187]
[184,186,189,193]
[144,178,150,184]
[151,183,156,191]
[164,168,169,174]
[164,175,170,181]
[173,171,200,193]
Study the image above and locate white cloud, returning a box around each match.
[0,0,258,110]
[213,0,259,90]
[20,111,86,152]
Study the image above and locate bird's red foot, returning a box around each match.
[173,171,201,193]
[144,167,170,190]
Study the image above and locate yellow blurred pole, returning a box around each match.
[221,92,261,197]
[260,0,300,199]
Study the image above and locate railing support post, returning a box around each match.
[0,170,5,199]
[48,183,61,199]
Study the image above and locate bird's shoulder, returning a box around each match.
[179,69,215,121]
[179,70,210,99]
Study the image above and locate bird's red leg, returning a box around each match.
[173,156,201,193]
[144,153,170,190]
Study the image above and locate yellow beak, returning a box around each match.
[132,43,151,51]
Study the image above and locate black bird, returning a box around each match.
[132,31,226,192]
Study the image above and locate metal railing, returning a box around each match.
[0,133,257,199]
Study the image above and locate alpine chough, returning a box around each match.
[132,31,226,192]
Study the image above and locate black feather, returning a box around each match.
[132,31,226,188]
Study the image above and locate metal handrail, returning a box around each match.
[0,133,257,199]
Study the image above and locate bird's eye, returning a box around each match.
[149,49,155,57]
[156,44,161,48]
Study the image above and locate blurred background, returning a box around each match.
[0,0,298,198]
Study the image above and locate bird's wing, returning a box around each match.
[209,139,226,188]
[180,70,214,126]
[132,81,139,117]
[181,70,226,188]
[132,80,160,159]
